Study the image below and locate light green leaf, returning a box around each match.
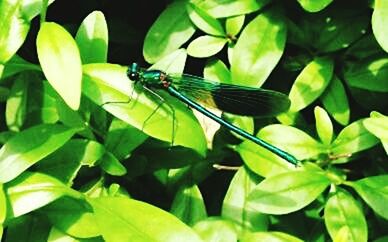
[43,197,100,238]
[187,2,225,36]
[324,188,367,242]
[0,124,78,183]
[222,167,268,231]
[36,139,106,184]
[143,1,195,63]
[314,106,333,145]
[344,57,388,92]
[363,112,388,154]
[89,197,202,242]
[321,75,350,125]
[296,0,333,12]
[0,0,30,64]
[75,11,108,63]
[226,15,245,37]
[6,78,28,131]
[247,171,331,214]
[372,0,388,53]
[331,119,379,159]
[241,231,303,242]
[289,57,334,112]
[190,0,270,18]
[231,9,286,87]
[149,48,187,74]
[350,175,388,220]
[193,217,238,242]
[82,63,207,156]
[0,184,5,224]
[204,58,231,83]
[170,185,207,226]
[37,22,82,110]
[4,172,81,217]
[187,35,227,58]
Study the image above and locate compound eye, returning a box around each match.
[129,71,139,81]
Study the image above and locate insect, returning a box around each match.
[127,63,298,166]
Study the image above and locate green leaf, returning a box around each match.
[6,78,28,131]
[82,63,207,156]
[231,9,286,87]
[1,55,41,79]
[344,57,388,92]
[43,197,100,238]
[190,0,270,18]
[35,139,105,184]
[237,125,323,177]
[289,57,334,112]
[314,106,333,145]
[0,0,30,64]
[99,152,127,176]
[89,197,202,242]
[241,231,303,242]
[324,188,367,242]
[320,75,350,125]
[4,214,51,242]
[296,0,333,12]
[204,58,231,83]
[37,22,82,110]
[247,171,331,214]
[0,124,78,183]
[4,172,81,217]
[170,185,207,226]
[187,2,225,36]
[331,119,380,159]
[75,11,108,63]
[193,217,238,242]
[363,112,388,154]
[105,119,148,160]
[222,167,268,231]
[143,1,195,63]
[226,15,245,37]
[350,175,388,220]
[372,0,388,53]
[0,184,5,224]
[187,35,227,58]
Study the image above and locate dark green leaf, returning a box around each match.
[247,171,331,214]
[0,124,78,183]
[4,214,51,242]
[350,175,388,220]
[5,172,81,217]
[99,152,127,176]
[231,9,286,87]
[6,78,28,131]
[170,185,207,226]
[191,0,270,18]
[89,197,202,242]
[1,55,41,79]
[187,35,227,58]
[289,57,334,112]
[324,188,367,242]
[372,0,388,52]
[37,22,82,110]
[75,11,108,63]
[344,57,388,92]
[320,75,350,125]
[143,1,195,63]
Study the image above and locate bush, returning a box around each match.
[0,0,387,241]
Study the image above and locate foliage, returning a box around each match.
[0,0,388,241]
